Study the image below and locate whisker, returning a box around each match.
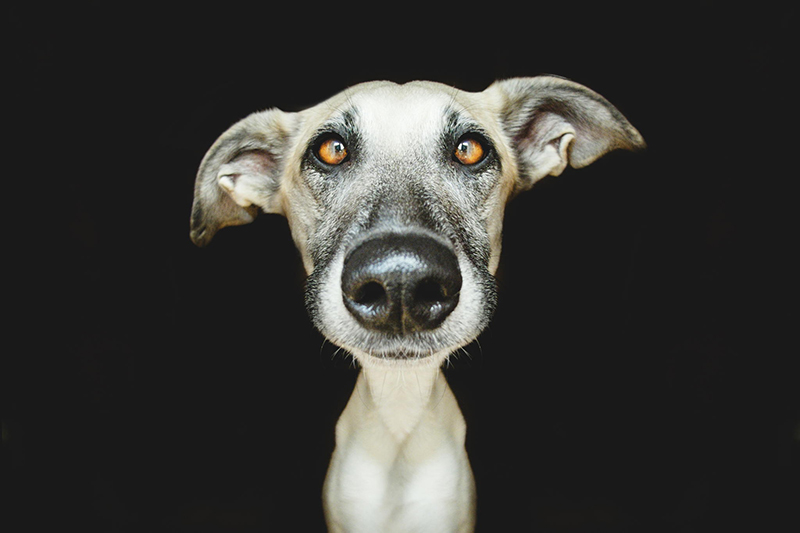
[319,338,330,359]
[460,346,474,361]
[443,351,452,369]
[333,346,347,361]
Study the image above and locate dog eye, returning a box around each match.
[316,136,349,166]
[454,136,486,165]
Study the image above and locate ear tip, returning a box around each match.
[615,118,646,152]
[190,227,213,247]
[628,129,647,151]
[189,213,217,247]
[190,205,213,247]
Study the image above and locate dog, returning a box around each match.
[190,76,644,532]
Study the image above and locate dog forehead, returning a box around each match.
[351,82,454,141]
[302,81,463,149]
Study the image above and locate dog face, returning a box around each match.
[190,77,644,367]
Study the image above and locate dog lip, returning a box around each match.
[337,324,474,362]
[372,350,435,361]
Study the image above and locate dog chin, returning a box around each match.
[313,306,478,367]
[342,343,457,368]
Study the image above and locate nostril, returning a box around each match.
[414,278,453,304]
[351,280,387,307]
[343,277,399,334]
[406,274,461,332]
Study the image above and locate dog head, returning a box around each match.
[190,77,644,367]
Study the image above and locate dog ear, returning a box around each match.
[488,76,645,190]
[190,109,296,247]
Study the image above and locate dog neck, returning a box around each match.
[357,364,448,441]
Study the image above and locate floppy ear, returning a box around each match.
[190,109,296,247]
[488,76,645,190]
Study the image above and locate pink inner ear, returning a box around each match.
[517,112,573,154]
[228,149,276,175]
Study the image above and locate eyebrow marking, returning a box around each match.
[439,106,496,158]
[307,107,363,157]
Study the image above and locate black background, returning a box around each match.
[5,2,798,531]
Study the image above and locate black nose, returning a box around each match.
[341,232,462,334]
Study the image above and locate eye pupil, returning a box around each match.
[317,137,348,165]
[454,137,485,165]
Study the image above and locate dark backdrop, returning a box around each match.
[5,2,797,531]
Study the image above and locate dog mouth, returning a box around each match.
[328,324,480,364]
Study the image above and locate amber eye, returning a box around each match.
[317,136,349,165]
[454,136,486,165]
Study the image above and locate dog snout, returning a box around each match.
[341,232,462,335]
